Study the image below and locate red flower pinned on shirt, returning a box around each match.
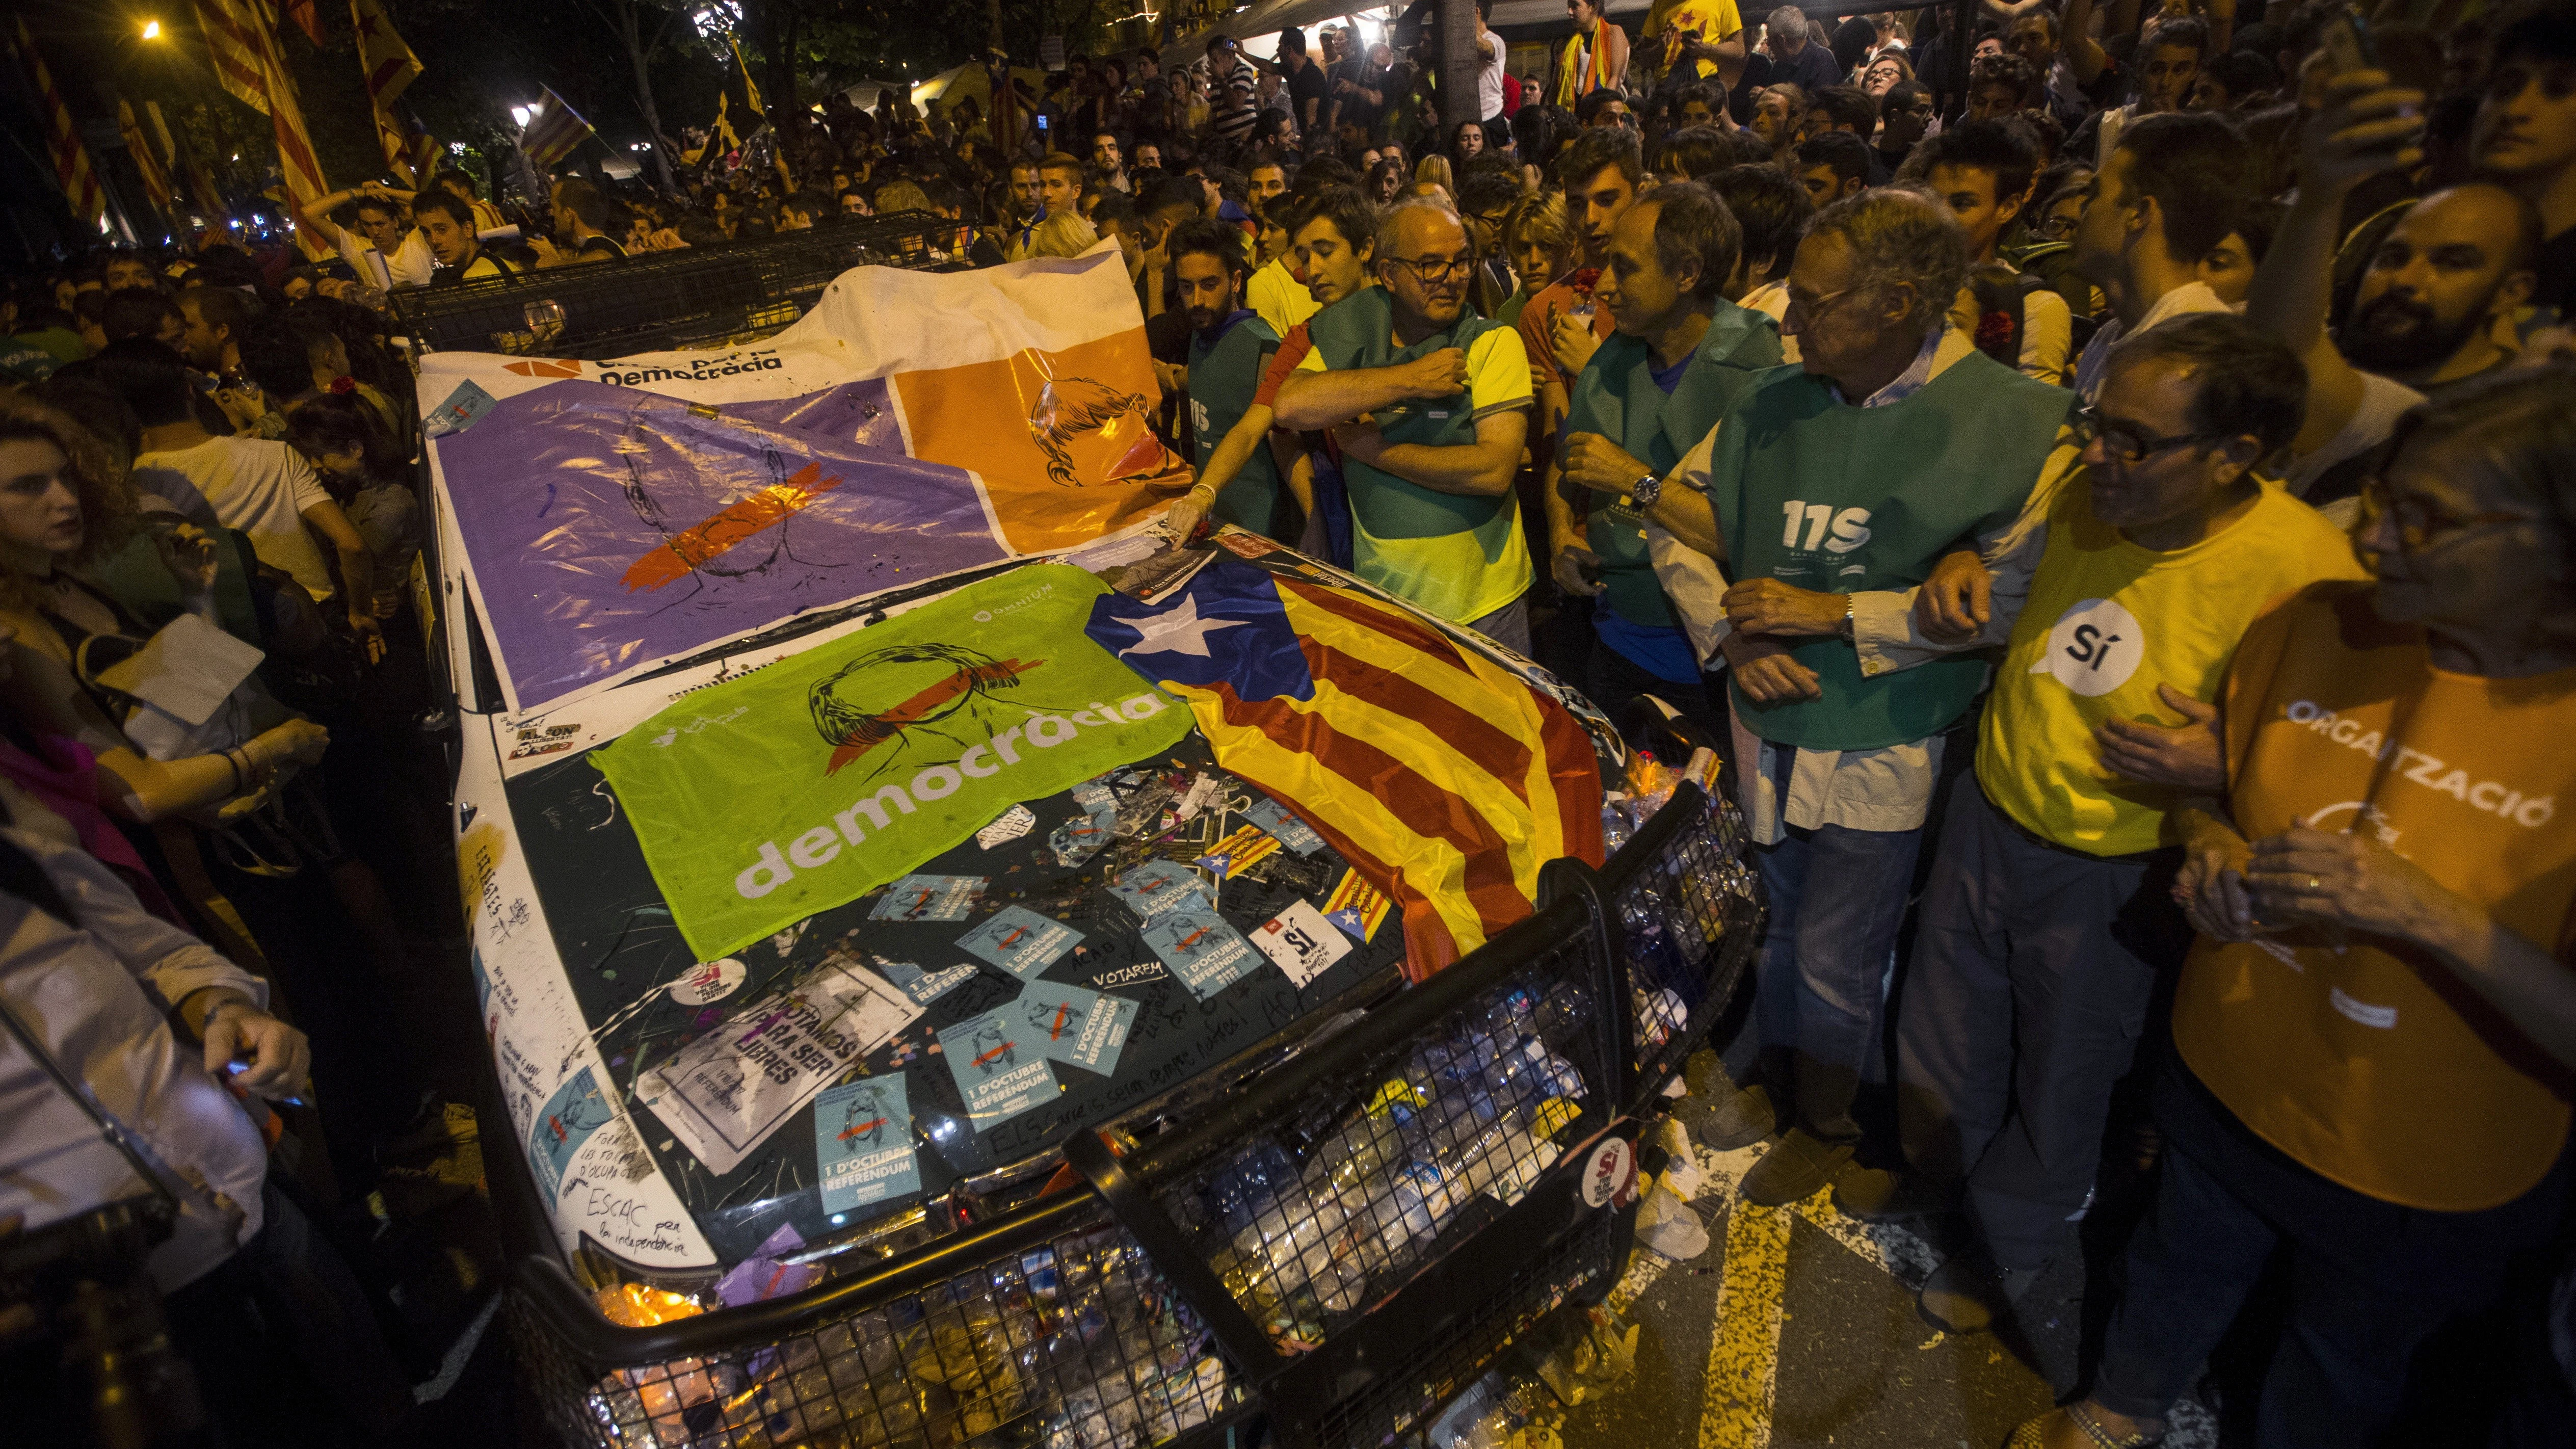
[327,375,357,396]
[1975,311,2015,351]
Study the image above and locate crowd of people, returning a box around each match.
[3,0,2574,1442]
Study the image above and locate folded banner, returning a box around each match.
[424,245,1193,714]
[597,565,1191,960]
[1086,559,1604,980]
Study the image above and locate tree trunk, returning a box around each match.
[622,0,676,190]
[1437,0,1478,139]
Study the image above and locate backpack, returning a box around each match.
[1966,262,2054,370]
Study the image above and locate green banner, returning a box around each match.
[596,566,1191,959]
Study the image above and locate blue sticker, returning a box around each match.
[957,906,1083,981]
[425,379,499,438]
[1142,908,1261,1001]
[1051,778,1120,867]
[1107,859,1212,921]
[874,956,979,1006]
[470,945,492,1013]
[814,1077,920,1215]
[527,1066,614,1201]
[938,1008,1063,1128]
[870,875,989,922]
[1019,983,1139,1075]
[1245,798,1327,856]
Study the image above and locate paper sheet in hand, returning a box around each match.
[639,961,921,1174]
[95,614,264,761]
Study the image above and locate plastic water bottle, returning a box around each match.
[1219,1188,1368,1314]
[1204,1141,1300,1236]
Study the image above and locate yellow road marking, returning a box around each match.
[1699,1194,1790,1449]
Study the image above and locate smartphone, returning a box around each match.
[1037,115,1050,131]
[2317,9,2376,78]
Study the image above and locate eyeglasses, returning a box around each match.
[2034,211,2083,241]
[1385,253,1475,283]
[2356,475,2533,554]
[2070,404,2209,464]
[1782,283,1864,325]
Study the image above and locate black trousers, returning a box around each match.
[2092,1062,2573,1446]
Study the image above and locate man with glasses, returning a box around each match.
[1273,197,1537,648]
[1837,313,2366,1335]
[1583,191,2076,1208]
[1872,81,1935,178]
[2068,112,2250,401]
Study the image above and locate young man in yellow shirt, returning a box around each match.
[1842,314,2368,1335]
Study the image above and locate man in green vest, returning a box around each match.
[1570,190,2080,1206]
[1164,219,1292,540]
[1548,181,1783,734]
[1272,197,1538,650]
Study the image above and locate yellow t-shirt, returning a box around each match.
[1296,322,1534,623]
[1247,257,1321,338]
[1641,0,1744,79]
[2175,582,2576,1210]
[1977,478,2365,856]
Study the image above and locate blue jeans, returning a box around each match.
[1750,816,1924,1143]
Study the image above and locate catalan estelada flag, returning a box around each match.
[1086,559,1604,981]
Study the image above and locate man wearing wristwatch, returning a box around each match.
[1568,190,2079,1208]
[1548,182,1782,734]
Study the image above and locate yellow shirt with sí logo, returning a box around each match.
[1976,478,2365,857]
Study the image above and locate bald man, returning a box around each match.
[2338,183,2540,390]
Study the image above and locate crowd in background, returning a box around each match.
[3,0,2576,1444]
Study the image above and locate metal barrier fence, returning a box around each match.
[386,210,963,359]
[503,763,1759,1449]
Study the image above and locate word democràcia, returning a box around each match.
[735,694,1176,899]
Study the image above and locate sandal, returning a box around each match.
[2004,1403,2164,1449]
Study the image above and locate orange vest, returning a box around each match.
[2175,583,2576,1210]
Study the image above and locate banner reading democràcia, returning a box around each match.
[595,565,1191,960]
[421,243,1193,715]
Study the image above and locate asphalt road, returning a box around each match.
[1552,1087,2223,1449]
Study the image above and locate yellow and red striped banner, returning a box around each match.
[11,18,104,227]
[192,0,271,115]
[1088,561,1606,980]
[349,0,432,182]
[118,99,175,215]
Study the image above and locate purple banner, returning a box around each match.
[437,380,1006,711]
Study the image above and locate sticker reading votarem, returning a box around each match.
[1144,909,1260,1000]
[937,1008,1062,1129]
[638,961,922,1175]
[595,566,1193,960]
[958,905,1082,981]
[1245,798,1326,856]
[1020,983,1138,1074]
[814,1076,920,1215]
[870,875,988,923]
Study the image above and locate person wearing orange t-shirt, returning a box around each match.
[2014,365,2576,1449]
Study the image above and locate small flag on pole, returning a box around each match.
[11,17,106,226]
[191,0,271,116]
[519,86,595,170]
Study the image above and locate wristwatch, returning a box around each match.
[1625,470,1663,510]
[1837,596,1856,642]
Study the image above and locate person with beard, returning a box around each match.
[2252,69,2544,506]
[1162,221,1291,541]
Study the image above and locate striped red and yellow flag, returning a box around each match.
[1087,558,1605,981]
[192,0,271,116]
[11,18,105,227]
[236,0,333,256]
[348,0,432,181]
[118,99,175,215]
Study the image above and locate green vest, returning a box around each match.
[1714,347,2073,752]
[1306,286,1531,622]
[1562,303,1783,628]
[1187,311,1283,534]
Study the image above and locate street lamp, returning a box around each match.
[141,19,163,40]
[510,104,533,128]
